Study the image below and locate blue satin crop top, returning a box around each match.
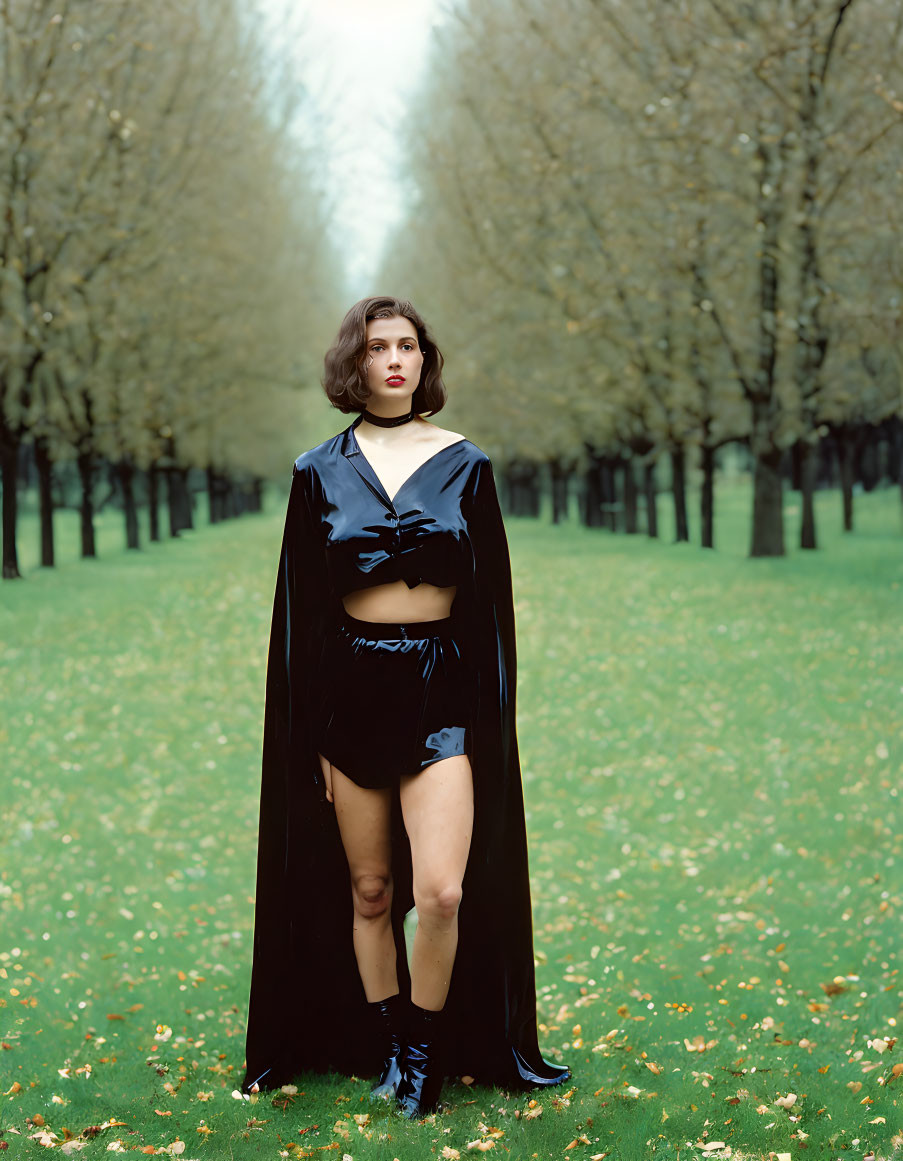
[293,414,487,599]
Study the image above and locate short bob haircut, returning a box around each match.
[322,296,446,416]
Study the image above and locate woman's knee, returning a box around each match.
[351,871,393,919]
[413,880,463,924]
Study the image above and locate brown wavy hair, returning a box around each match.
[322,296,447,416]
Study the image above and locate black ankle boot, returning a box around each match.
[396,1002,445,1118]
[369,993,406,1101]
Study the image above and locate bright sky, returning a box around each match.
[258,0,445,298]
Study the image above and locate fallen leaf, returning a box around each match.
[684,1036,717,1052]
[29,1131,61,1147]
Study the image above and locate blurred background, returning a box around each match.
[1,0,901,575]
[1,3,902,1157]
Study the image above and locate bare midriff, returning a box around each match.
[341,580,457,623]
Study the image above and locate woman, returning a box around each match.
[241,296,569,1118]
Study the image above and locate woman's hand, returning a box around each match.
[317,752,334,804]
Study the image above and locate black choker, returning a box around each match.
[361,407,416,428]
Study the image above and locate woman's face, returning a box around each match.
[363,315,424,407]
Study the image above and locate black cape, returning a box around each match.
[241,421,570,1094]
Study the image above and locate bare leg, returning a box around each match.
[331,764,399,1001]
[399,754,474,1011]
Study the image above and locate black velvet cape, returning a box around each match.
[241,420,570,1094]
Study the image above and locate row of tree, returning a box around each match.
[13,440,265,546]
[15,402,897,563]
[379,0,903,555]
[0,0,343,579]
[501,415,901,538]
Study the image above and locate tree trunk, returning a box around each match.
[700,442,715,549]
[643,461,658,539]
[118,460,140,550]
[549,459,569,524]
[178,468,195,530]
[529,465,540,516]
[836,427,856,533]
[225,475,238,519]
[600,457,618,531]
[896,416,903,512]
[747,135,786,560]
[583,447,604,528]
[77,450,97,558]
[148,464,161,542]
[208,467,216,524]
[623,457,638,534]
[167,467,194,536]
[798,438,818,550]
[858,436,880,492]
[670,446,689,543]
[505,462,539,517]
[166,469,182,537]
[207,467,222,524]
[34,436,55,568]
[790,439,803,491]
[886,415,901,490]
[817,433,836,488]
[793,65,830,546]
[750,442,785,557]
[1,435,22,579]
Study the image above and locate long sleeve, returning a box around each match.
[463,456,517,771]
[243,465,359,1091]
[445,454,570,1086]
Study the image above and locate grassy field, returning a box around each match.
[1,479,901,1160]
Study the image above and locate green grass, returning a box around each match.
[1,480,901,1160]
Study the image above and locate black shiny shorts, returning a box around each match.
[315,614,474,790]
